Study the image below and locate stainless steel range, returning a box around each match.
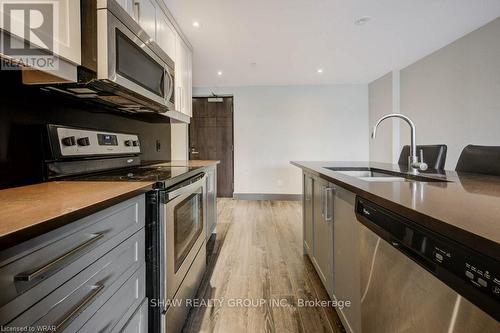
[44,124,207,333]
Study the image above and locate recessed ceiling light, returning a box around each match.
[354,16,371,26]
[317,68,323,74]
[217,71,223,76]
[193,21,200,28]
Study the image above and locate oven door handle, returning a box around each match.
[166,174,207,201]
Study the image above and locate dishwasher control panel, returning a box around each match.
[429,237,500,301]
[356,197,500,320]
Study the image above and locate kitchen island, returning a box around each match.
[292,161,500,260]
[292,161,500,333]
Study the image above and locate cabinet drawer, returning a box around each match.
[0,195,145,323]
[77,265,146,333]
[6,230,145,331]
[118,299,148,333]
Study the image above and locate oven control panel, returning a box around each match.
[51,125,141,157]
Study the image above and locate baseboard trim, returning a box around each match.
[232,193,302,201]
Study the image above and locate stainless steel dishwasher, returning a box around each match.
[355,197,499,333]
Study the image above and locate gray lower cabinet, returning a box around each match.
[309,174,334,298]
[206,166,217,240]
[77,264,146,333]
[0,194,147,332]
[332,186,361,333]
[7,230,145,330]
[303,174,314,255]
[302,172,361,332]
[120,299,148,333]
[0,195,145,323]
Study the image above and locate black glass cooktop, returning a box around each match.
[75,164,200,183]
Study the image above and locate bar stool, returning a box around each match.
[398,145,447,170]
[455,145,500,176]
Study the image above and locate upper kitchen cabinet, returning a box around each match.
[187,48,192,117]
[52,0,81,65]
[156,8,176,61]
[175,35,193,117]
[1,0,81,82]
[132,0,157,41]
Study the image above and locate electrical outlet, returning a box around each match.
[156,140,161,152]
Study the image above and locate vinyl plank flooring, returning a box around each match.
[182,199,346,333]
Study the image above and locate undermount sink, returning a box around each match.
[324,167,447,183]
[336,170,406,182]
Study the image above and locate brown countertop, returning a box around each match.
[0,181,154,250]
[291,161,500,261]
[0,162,218,250]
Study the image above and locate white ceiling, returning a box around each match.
[164,0,500,87]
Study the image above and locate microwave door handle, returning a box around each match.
[166,175,207,201]
[166,68,173,102]
[163,69,168,101]
[169,71,174,101]
[160,70,165,99]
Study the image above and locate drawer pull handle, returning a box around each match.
[14,233,105,282]
[54,283,105,332]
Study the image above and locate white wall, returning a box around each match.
[170,121,189,160]
[194,85,369,195]
[369,73,393,162]
[369,17,500,169]
[400,18,500,169]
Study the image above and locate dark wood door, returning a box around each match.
[190,97,234,197]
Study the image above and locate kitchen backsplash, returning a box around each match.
[0,70,171,189]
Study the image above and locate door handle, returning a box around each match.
[166,174,207,201]
[320,186,325,217]
[325,187,334,223]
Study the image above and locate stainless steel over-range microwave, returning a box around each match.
[26,0,175,114]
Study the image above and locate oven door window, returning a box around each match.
[173,190,203,273]
[115,30,165,97]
